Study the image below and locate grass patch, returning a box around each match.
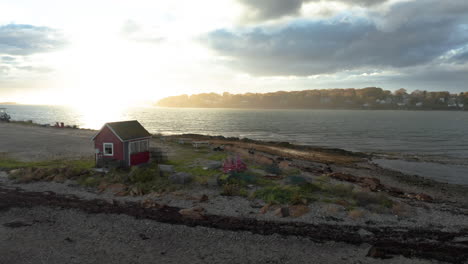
[221,183,249,197]
[0,155,94,170]
[254,184,319,205]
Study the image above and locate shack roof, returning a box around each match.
[92,120,151,142]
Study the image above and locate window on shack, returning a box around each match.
[103,143,114,156]
[129,140,149,154]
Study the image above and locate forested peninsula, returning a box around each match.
[157,87,468,110]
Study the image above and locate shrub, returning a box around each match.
[254,186,299,204]
[265,163,282,175]
[325,184,354,198]
[286,175,308,185]
[221,183,248,197]
[128,166,159,183]
[353,191,393,209]
[228,171,257,185]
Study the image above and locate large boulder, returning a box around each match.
[158,165,175,175]
[203,161,222,170]
[169,172,193,184]
[179,206,205,219]
[289,205,310,217]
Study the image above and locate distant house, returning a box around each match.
[92,120,152,168]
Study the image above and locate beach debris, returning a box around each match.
[169,172,193,184]
[222,155,247,173]
[179,206,205,220]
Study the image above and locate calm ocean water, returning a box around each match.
[2,104,468,185]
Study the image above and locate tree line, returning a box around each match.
[157,87,468,110]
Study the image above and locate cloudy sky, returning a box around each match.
[0,0,467,106]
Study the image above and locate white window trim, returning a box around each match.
[103,143,114,156]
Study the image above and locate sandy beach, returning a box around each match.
[1,122,467,264]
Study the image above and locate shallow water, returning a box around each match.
[2,104,468,184]
[373,159,468,185]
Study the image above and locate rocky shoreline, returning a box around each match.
[1,122,468,263]
[1,186,467,263]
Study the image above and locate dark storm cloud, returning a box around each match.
[203,0,468,76]
[238,0,388,22]
[0,24,67,55]
[451,50,468,63]
[203,19,467,76]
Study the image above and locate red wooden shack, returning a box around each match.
[92,120,152,167]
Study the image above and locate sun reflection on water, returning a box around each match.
[72,104,129,130]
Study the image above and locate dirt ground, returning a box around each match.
[0,123,464,263]
[0,122,95,161]
[1,205,433,264]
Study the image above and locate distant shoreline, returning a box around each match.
[156,105,468,111]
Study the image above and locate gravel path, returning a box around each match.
[0,123,95,161]
[0,206,433,264]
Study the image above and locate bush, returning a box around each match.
[254,186,299,204]
[265,163,282,175]
[128,166,158,183]
[324,184,354,198]
[227,171,257,185]
[286,175,308,185]
[353,191,393,209]
[221,183,248,197]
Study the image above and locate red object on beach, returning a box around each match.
[92,120,152,168]
[223,155,247,173]
[60,122,64,128]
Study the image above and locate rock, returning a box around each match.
[387,186,405,196]
[328,172,358,182]
[199,194,209,202]
[250,201,264,209]
[274,207,290,217]
[158,165,174,174]
[452,236,468,243]
[53,174,66,183]
[203,161,222,170]
[367,246,392,259]
[105,183,127,194]
[9,169,23,176]
[415,193,433,202]
[98,182,108,193]
[259,203,271,214]
[357,228,374,238]
[179,207,205,220]
[169,172,193,184]
[361,177,381,191]
[34,168,49,180]
[289,205,309,217]
[141,199,159,208]
[278,161,290,169]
